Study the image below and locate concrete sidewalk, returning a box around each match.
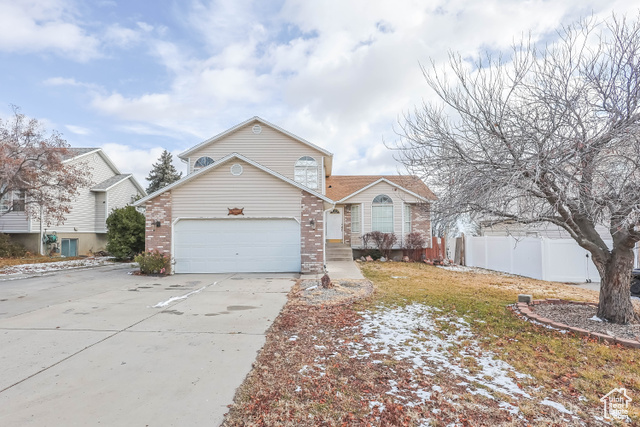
[0,267,294,426]
[302,260,365,280]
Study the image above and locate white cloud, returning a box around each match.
[0,0,99,61]
[65,124,91,135]
[74,0,638,176]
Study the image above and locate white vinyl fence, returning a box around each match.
[465,236,638,282]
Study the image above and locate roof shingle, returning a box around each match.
[325,175,436,201]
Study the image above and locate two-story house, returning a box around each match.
[0,148,146,256]
[135,117,436,274]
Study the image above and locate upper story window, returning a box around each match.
[0,190,26,214]
[194,156,214,171]
[294,156,318,189]
[372,194,393,233]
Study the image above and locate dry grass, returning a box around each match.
[223,262,639,425]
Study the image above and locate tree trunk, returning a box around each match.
[596,248,639,324]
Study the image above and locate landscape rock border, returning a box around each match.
[514,299,640,349]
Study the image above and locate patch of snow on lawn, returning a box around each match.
[589,315,603,322]
[540,399,572,415]
[355,303,532,414]
[0,257,113,275]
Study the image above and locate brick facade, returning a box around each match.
[145,191,172,255]
[411,203,432,247]
[301,191,324,273]
[343,204,352,245]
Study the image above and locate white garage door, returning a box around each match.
[173,219,301,273]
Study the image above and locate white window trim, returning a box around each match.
[371,194,393,233]
[294,156,318,189]
[404,204,412,235]
[351,204,361,234]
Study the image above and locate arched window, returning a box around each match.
[372,194,393,232]
[194,156,214,171]
[294,156,318,189]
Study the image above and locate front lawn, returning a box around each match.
[224,262,638,425]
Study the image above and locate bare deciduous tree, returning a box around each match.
[0,106,92,226]
[394,15,640,324]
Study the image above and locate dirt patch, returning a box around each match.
[293,279,373,306]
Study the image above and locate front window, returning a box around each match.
[351,204,361,233]
[294,156,318,189]
[404,204,412,233]
[372,194,393,232]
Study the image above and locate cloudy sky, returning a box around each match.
[0,0,637,188]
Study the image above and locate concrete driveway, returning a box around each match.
[0,265,295,426]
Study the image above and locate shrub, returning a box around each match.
[134,251,170,275]
[404,232,426,261]
[362,231,398,259]
[106,206,145,260]
[0,233,27,257]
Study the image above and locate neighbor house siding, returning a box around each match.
[107,179,139,213]
[51,154,117,233]
[94,193,107,232]
[186,124,326,192]
[0,212,29,233]
[343,181,423,247]
[172,160,302,220]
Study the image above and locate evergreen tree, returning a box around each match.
[146,150,182,193]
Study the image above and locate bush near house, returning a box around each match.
[363,231,397,259]
[0,233,27,258]
[134,250,170,275]
[106,206,145,260]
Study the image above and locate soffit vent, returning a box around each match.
[230,164,243,176]
[252,124,262,134]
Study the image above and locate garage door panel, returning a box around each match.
[174,219,301,273]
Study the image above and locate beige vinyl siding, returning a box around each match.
[187,123,326,192]
[0,211,30,232]
[172,160,302,220]
[343,181,423,247]
[108,179,140,213]
[95,193,107,232]
[52,154,116,233]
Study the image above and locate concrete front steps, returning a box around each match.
[326,242,354,261]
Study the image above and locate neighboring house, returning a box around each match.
[479,219,610,239]
[135,117,435,274]
[0,148,146,256]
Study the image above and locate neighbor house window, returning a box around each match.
[194,156,214,170]
[372,194,393,232]
[404,204,412,233]
[351,204,361,233]
[0,191,25,213]
[294,156,318,189]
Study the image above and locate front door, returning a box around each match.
[326,207,343,242]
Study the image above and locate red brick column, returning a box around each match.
[411,203,432,247]
[343,205,352,245]
[301,191,324,273]
[145,191,172,255]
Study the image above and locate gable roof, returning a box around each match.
[61,147,121,175]
[178,116,334,174]
[91,174,146,195]
[326,175,437,202]
[134,152,333,206]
